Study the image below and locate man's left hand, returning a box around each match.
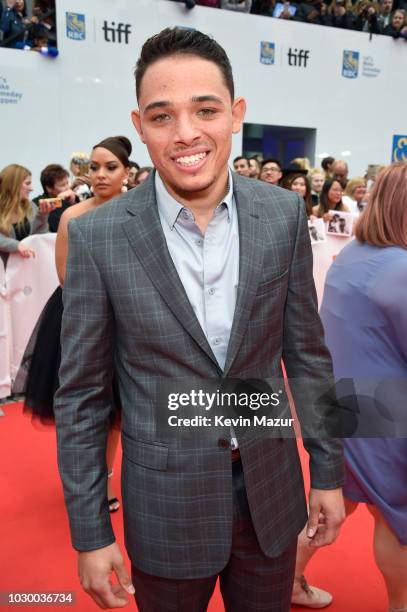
[306,488,345,548]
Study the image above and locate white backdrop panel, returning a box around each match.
[0,0,406,193]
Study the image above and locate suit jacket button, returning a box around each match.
[218,437,230,449]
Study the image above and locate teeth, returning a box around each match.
[175,152,207,166]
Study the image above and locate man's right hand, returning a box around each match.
[78,542,135,609]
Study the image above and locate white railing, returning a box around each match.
[0,231,351,399]
[0,234,59,399]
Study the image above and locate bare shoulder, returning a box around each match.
[62,198,97,224]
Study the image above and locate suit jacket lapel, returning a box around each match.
[122,177,220,370]
[223,179,264,376]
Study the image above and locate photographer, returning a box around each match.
[354,1,381,34]
[33,164,78,232]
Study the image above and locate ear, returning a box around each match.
[131,109,145,144]
[231,97,246,135]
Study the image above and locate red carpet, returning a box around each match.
[0,402,386,611]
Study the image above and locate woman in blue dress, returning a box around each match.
[292,162,407,611]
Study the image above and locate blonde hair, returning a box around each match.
[290,157,311,171]
[70,151,90,176]
[0,164,32,236]
[344,176,366,197]
[355,163,407,249]
[309,167,325,179]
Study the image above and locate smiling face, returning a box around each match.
[248,158,260,178]
[291,176,307,198]
[131,55,246,205]
[20,174,33,200]
[233,158,250,177]
[327,180,343,206]
[260,162,282,185]
[353,183,367,202]
[392,9,405,28]
[311,172,324,193]
[89,147,128,200]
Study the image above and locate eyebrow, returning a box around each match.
[144,95,225,114]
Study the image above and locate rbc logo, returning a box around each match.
[66,12,86,41]
[260,42,275,65]
[342,50,359,79]
[392,135,407,162]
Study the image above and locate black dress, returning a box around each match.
[14,286,121,425]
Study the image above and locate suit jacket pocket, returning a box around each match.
[256,268,289,297]
[122,433,169,471]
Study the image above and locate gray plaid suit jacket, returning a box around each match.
[55,172,344,579]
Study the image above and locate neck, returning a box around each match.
[164,168,229,216]
[93,193,118,207]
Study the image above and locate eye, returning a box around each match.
[152,113,171,122]
[198,108,217,118]
[107,164,119,171]
[90,164,98,171]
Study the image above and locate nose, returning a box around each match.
[95,166,107,179]
[173,113,200,146]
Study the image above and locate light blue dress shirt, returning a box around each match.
[155,171,240,447]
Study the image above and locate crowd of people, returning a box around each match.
[0,150,376,263]
[2,0,406,49]
[1,22,407,612]
[233,153,377,221]
[0,152,153,261]
[172,0,407,39]
[0,0,57,52]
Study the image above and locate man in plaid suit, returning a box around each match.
[55,28,345,611]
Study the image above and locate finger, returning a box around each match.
[307,505,320,538]
[87,582,128,609]
[310,521,340,547]
[114,560,135,596]
[91,584,128,608]
[112,584,130,600]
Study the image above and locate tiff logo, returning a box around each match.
[102,21,131,44]
[287,48,310,68]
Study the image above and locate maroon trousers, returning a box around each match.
[131,459,297,612]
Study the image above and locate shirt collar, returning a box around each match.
[155,169,234,230]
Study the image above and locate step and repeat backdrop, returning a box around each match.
[1,0,407,189]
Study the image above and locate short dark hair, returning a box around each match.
[135,166,153,182]
[129,160,140,170]
[261,158,282,171]
[233,156,249,165]
[135,27,234,102]
[321,156,335,172]
[40,164,69,193]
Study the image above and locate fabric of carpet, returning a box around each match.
[0,402,386,611]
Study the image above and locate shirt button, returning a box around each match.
[182,210,189,220]
[196,239,202,245]
[208,288,215,295]
[218,438,230,449]
[213,337,221,345]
